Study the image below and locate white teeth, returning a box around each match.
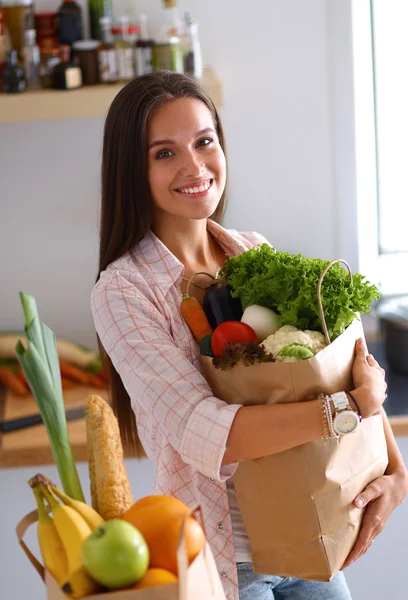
[179,180,211,194]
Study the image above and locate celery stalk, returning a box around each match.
[16,292,84,502]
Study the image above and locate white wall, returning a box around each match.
[0,0,358,347]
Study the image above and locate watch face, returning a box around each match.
[334,411,359,435]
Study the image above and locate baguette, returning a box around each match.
[85,395,133,519]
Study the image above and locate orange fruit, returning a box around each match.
[132,568,177,589]
[123,495,205,576]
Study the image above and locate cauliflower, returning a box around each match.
[261,325,327,362]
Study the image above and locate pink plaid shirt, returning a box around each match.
[91,220,267,600]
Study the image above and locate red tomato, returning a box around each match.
[211,321,258,357]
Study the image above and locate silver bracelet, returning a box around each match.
[324,395,340,440]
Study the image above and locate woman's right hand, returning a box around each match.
[349,338,387,418]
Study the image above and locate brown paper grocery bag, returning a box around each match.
[16,506,227,600]
[201,318,388,580]
[201,258,388,581]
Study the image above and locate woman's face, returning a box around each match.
[147,97,226,222]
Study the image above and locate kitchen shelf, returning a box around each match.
[0,68,222,124]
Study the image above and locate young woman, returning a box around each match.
[91,71,407,600]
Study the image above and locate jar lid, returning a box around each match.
[72,40,100,51]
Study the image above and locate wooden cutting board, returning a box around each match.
[0,385,108,468]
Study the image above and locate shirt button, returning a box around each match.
[209,477,216,482]
[218,522,224,530]
[220,570,227,578]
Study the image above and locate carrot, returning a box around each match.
[59,360,90,385]
[61,377,76,389]
[85,372,106,389]
[180,293,213,343]
[0,366,28,396]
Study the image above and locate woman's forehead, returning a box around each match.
[148,98,214,142]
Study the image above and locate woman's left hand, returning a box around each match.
[341,469,408,570]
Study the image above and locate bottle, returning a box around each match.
[153,0,183,73]
[0,9,12,87]
[113,16,134,82]
[57,0,83,46]
[2,49,25,92]
[135,14,153,76]
[51,44,82,89]
[1,0,34,58]
[159,0,183,40]
[97,16,117,83]
[22,28,41,88]
[181,12,202,80]
[88,0,112,42]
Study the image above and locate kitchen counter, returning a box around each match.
[0,384,138,468]
[1,339,407,469]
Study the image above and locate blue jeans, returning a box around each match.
[237,563,352,600]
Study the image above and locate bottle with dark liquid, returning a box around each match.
[57,0,83,46]
[2,49,25,92]
[51,44,82,89]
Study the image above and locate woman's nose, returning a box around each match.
[179,150,205,177]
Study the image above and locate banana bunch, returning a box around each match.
[29,474,105,598]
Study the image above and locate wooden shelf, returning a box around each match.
[0,68,222,124]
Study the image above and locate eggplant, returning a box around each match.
[203,280,243,329]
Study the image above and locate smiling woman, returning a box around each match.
[91,71,406,600]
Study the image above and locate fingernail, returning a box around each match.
[356,497,364,507]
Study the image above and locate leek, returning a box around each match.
[15,292,85,502]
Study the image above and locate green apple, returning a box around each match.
[81,519,149,589]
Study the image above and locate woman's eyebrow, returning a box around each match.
[148,127,215,150]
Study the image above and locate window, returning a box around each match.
[352,0,408,295]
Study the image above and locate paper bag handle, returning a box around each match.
[17,505,215,600]
[177,505,215,600]
[15,509,46,582]
[317,259,353,344]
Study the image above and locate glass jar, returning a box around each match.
[1,0,34,58]
[72,39,99,85]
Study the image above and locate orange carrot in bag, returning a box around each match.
[180,294,213,343]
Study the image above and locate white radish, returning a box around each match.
[241,305,280,342]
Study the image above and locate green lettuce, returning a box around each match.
[221,245,380,340]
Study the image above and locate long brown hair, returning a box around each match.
[97,71,228,456]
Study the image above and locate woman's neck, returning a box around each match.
[152,215,213,268]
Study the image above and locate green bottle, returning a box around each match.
[88,0,112,41]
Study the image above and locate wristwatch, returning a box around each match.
[330,391,362,435]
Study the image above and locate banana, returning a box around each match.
[61,565,103,598]
[39,483,100,597]
[51,485,105,531]
[31,485,69,586]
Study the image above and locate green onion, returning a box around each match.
[15,292,85,502]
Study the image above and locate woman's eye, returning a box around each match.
[156,149,174,159]
[197,137,214,147]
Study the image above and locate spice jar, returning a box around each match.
[1,0,34,58]
[72,39,99,85]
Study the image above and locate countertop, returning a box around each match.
[0,339,407,469]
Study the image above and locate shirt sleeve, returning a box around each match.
[91,271,242,482]
[240,230,272,247]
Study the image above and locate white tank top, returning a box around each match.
[226,477,252,563]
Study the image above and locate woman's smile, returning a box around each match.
[174,178,214,198]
